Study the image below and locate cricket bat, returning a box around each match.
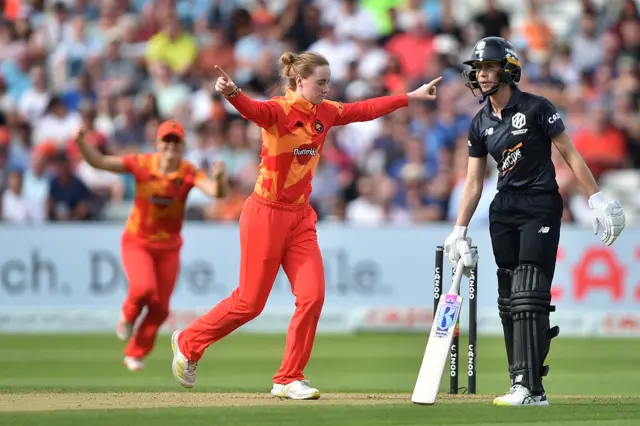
[411,258,466,405]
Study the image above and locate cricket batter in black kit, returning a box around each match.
[444,37,626,406]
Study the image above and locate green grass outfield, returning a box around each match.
[1,333,639,425]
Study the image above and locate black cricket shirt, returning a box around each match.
[467,88,566,192]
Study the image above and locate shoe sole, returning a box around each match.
[493,399,549,407]
[271,391,321,400]
[171,330,194,389]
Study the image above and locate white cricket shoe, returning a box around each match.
[271,380,321,400]
[493,384,549,406]
[116,316,133,341]
[124,356,144,371]
[171,330,197,388]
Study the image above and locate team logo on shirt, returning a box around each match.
[314,120,324,134]
[499,142,524,176]
[173,178,183,187]
[511,112,526,129]
[510,112,528,135]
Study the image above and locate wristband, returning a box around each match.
[225,87,241,99]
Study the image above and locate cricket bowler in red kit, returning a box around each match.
[171,51,442,399]
[72,120,226,372]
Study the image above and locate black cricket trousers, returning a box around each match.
[489,190,563,281]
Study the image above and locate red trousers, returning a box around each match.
[121,238,180,359]
[179,193,325,384]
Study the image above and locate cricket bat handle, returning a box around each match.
[449,258,466,295]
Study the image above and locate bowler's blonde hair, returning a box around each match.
[280,51,329,90]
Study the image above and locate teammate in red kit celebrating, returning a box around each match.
[73,120,226,371]
[170,51,442,399]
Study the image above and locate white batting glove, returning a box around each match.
[444,226,478,276]
[588,192,625,246]
[457,239,479,277]
[444,225,466,268]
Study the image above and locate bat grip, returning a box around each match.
[449,258,466,295]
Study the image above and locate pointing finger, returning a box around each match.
[214,65,230,81]
[428,76,443,87]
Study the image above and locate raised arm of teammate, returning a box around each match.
[194,161,227,199]
[73,126,128,173]
[72,125,227,199]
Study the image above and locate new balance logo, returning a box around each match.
[538,226,550,234]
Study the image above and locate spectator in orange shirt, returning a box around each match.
[520,1,554,61]
[197,28,236,79]
[4,0,19,19]
[71,119,227,372]
[385,20,434,80]
[572,106,629,180]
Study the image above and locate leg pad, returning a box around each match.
[511,264,559,395]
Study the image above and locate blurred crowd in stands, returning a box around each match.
[0,0,639,226]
